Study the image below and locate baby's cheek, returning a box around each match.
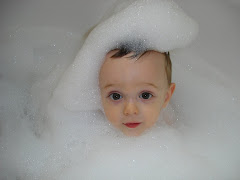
[143,104,161,126]
[105,105,121,124]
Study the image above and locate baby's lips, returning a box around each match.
[123,122,142,128]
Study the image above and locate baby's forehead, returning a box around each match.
[99,49,169,90]
[101,50,167,78]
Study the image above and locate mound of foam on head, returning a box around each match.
[52,0,198,111]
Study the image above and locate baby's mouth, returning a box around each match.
[123,122,141,128]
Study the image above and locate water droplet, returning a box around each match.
[50,43,56,47]
[66,32,73,37]
[187,64,193,71]
[163,144,169,150]
[12,56,17,64]
[232,96,239,102]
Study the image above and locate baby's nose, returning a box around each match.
[123,101,139,116]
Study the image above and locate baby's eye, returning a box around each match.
[139,92,152,100]
[109,93,122,100]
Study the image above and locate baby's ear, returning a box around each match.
[163,83,176,108]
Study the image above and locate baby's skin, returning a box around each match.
[99,50,175,136]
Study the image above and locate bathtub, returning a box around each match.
[1,0,240,179]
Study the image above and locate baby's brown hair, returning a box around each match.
[110,46,172,86]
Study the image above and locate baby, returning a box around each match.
[99,45,175,136]
[51,0,197,137]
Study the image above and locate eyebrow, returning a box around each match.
[104,84,115,89]
[142,83,159,89]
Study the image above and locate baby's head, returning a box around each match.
[99,44,175,136]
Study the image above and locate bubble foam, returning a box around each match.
[53,0,198,111]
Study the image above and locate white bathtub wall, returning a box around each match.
[1,0,115,31]
[175,0,240,83]
[1,0,116,85]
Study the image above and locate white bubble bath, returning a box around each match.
[1,0,240,179]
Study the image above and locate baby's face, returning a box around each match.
[99,50,175,136]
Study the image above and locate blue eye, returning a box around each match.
[139,92,152,99]
[110,93,122,100]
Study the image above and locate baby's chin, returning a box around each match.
[120,124,146,137]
